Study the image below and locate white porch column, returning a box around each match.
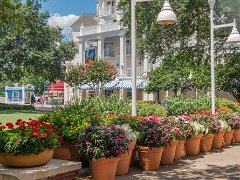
[79,40,85,64]
[119,34,126,99]
[64,82,69,104]
[97,37,104,59]
[143,53,155,101]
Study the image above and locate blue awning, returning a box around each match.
[103,81,119,90]
[79,80,144,90]
[115,80,144,89]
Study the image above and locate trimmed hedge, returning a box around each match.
[0,104,35,111]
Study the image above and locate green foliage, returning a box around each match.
[0,119,61,155]
[65,59,117,95]
[0,0,77,83]
[163,96,240,116]
[119,0,240,99]
[216,52,240,102]
[0,104,35,111]
[137,102,166,117]
[38,95,132,142]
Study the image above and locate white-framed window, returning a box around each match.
[13,91,19,99]
[126,39,131,55]
[104,42,114,57]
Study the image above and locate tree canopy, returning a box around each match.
[118,0,240,101]
[0,0,77,83]
[65,58,117,95]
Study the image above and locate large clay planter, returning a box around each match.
[233,129,240,143]
[175,140,185,160]
[161,140,179,165]
[92,157,119,180]
[0,149,53,167]
[138,146,164,171]
[185,134,203,156]
[200,134,214,153]
[212,130,226,149]
[224,130,234,146]
[53,142,81,161]
[116,141,136,175]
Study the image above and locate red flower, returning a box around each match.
[58,136,63,142]
[25,131,29,135]
[32,126,38,132]
[16,140,21,144]
[33,132,38,136]
[35,120,41,125]
[0,126,6,130]
[29,118,32,121]
[20,125,27,129]
[40,134,45,138]
[47,131,52,136]
[6,122,14,129]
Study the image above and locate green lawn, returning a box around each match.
[0,111,43,124]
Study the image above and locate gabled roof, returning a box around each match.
[71,13,98,32]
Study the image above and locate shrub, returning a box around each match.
[0,103,35,111]
[137,103,166,117]
[38,95,131,142]
[163,96,239,116]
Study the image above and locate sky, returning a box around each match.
[40,0,97,39]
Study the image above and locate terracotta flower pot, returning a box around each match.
[200,134,214,153]
[161,140,179,165]
[224,130,234,146]
[53,142,81,161]
[138,146,164,171]
[116,151,132,176]
[0,149,53,167]
[175,140,185,160]
[185,134,203,156]
[116,141,135,175]
[233,129,240,143]
[92,157,119,180]
[212,130,226,149]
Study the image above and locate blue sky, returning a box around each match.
[41,0,96,16]
[39,0,97,40]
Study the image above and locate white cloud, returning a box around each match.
[48,13,79,36]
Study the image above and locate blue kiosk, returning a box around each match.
[5,85,35,104]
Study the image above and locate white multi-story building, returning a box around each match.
[64,0,155,102]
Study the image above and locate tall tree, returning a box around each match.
[118,0,240,100]
[0,0,77,83]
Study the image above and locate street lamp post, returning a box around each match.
[131,0,177,116]
[209,0,240,114]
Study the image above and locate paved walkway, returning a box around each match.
[79,144,240,180]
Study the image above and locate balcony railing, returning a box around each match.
[81,22,120,36]
[119,67,144,78]
[99,6,116,17]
